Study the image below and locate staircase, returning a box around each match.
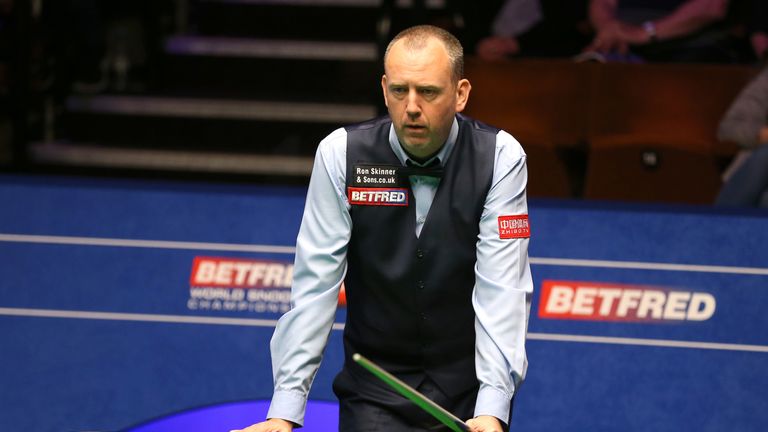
[31,0,395,180]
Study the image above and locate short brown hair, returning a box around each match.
[384,25,464,83]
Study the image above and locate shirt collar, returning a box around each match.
[388,116,459,167]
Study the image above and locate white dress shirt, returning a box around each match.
[267,117,533,426]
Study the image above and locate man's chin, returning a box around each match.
[402,139,428,150]
[403,132,432,144]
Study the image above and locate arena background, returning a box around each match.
[3,1,768,431]
[1,175,767,431]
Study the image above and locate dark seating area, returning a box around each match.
[464,58,755,202]
[1,0,760,205]
[3,4,768,430]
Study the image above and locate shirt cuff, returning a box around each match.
[473,384,513,426]
[267,389,308,427]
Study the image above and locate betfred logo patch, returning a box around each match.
[538,280,716,322]
[348,187,408,206]
[498,215,530,239]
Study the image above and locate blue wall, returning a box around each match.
[1,175,766,431]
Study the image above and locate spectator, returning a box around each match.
[41,0,169,95]
[584,0,742,63]
[475,0,591,60]
[716,64,768,207]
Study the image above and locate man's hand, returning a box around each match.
[230,418,294,432]
[466,415,504,432]
[585,21,652,55]
[476,36,521,61]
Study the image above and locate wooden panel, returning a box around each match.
[583,135,722,203]
[464,58,593,198]
[588,62,755,149]
[462,59,755,203]
[522,141,572,198]
[584,63,754,203]
[465,58,594,148]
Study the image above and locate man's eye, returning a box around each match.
[391,87,406,95]
[420,89,437,97]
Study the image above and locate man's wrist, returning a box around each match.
[267,418,297,428]
[267,390,308,427]
[474,384,513,425]
[467,415,506,431]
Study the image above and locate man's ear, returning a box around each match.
[381,74,389,108]
[455,78,471,113]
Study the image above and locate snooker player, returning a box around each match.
[232,24,532,432]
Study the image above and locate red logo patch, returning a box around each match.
[348,187,408,206]
[498,215,530,239]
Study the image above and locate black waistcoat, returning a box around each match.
[343,114,497,396]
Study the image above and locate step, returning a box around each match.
[159,35,381,102]
[30,141,314,176]
[59,112,342,153]
[165,36,378,61]
[65,95,377,123]
[192,1,380,40]
[201,0,380,6]
[56,114,341,156]
[200,0,448,9]
[60,95,378,154]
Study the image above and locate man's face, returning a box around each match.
[382,38,471,160]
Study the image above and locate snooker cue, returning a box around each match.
[352,353,471,432]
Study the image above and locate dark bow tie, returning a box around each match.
[400,159,444,178]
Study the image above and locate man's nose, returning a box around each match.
[406,90,421,117]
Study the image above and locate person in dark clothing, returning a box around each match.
[716,64,768,207]
[584,0,742,63]
[475,0,591,60]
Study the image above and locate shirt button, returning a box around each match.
[416,249,424,259]
[417,280,425,290]
[421,313,427,321]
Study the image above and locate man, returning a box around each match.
[233,25,532,432]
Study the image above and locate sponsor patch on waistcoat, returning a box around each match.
[348,187,408,206]
[348,163,409,206]
[498,215,530,239]
[350,163,402,187]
